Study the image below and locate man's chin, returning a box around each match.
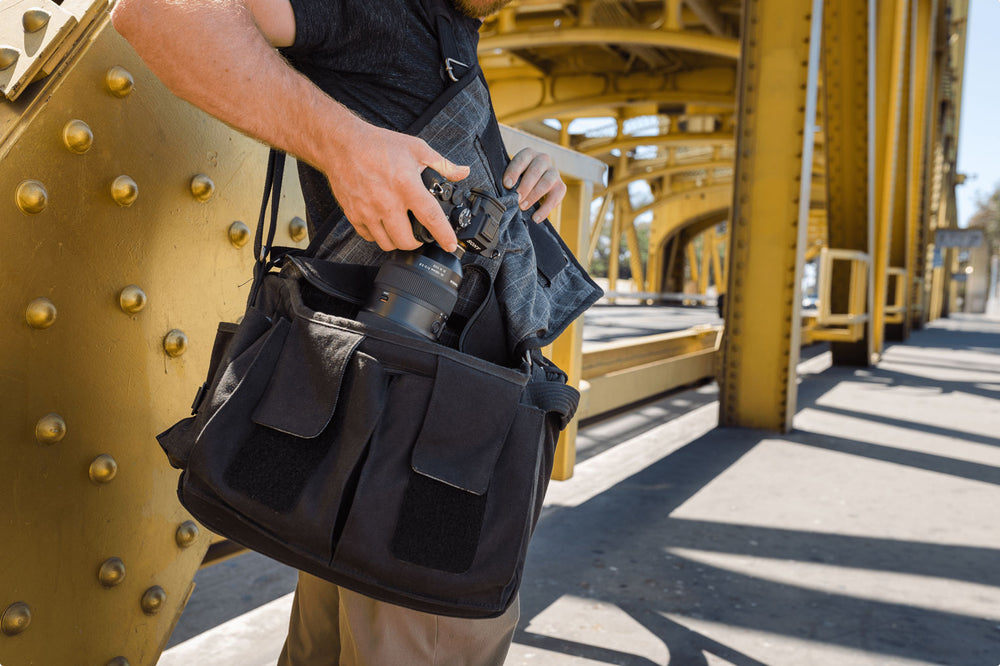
[452,0,512,18]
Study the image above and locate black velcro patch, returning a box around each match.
[390,472,487,574]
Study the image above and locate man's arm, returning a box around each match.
[111,0,464,251]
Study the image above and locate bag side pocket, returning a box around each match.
[216,319,386,563]
[157,308,274,469]
[331,349,543,616]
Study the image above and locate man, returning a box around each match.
[111,0,564,256]
[112,1,601,663]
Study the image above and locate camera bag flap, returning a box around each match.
[251,318,364,438]
[410,354,523,495]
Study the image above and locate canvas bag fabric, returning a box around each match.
[158,266,574,617]
[156,41,586,616]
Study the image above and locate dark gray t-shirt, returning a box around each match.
[280,0,483,229]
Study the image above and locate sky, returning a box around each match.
[956,0,1000,226]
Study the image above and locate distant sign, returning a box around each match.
[935,229,984,248]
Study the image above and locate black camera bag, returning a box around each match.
[156,151,579,618]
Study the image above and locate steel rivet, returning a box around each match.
[288,216,308,242]
[16,179,48,214]
[1,602,31,636]
[98,557,126,588]
[105,66,134,97]
[106,658,130,666]
[119,285,147,314]
[163,329,188,357]
[89,454,118,484]
[62,119,93,154]
[110,175,138,207]
[25,297,56,329]
[0,46,18,70]
[190,174,215,202]
[228,220,250,248]
[35,413,66,444]
[175,520,199,548]
[22,9,51,32]
[140,586,166,615]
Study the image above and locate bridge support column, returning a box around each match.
[906,0,939,331]
[719,0,823,432]
[873,0,911,354]
[821,0,875,366]
[887,0,915,342]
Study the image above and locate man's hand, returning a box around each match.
[112,0,468,253]
[503,148,567,223]
[324,122,468,253]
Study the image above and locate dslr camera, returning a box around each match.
[357,168,505,340]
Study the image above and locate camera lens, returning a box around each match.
[358,244,463,340]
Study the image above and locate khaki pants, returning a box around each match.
[277,572,519,666]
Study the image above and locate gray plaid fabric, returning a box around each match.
[312,76,601,354]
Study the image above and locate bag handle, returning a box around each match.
[247,148,287,306]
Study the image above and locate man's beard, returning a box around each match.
[452,0,512,18]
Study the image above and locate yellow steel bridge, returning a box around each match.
[0,0,972,663]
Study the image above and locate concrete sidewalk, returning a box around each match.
[160,314,1000,666]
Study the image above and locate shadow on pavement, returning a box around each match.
[517,320,1000,665]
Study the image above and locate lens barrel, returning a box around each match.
[359,244,463,340]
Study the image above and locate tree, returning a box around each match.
[968,181,1000,254]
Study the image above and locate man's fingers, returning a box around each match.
[516,159,554,208]
[520,168,562,210]
[366,224,396,252]
[353,224,375,243]
[417,141,470,182]
[531,179,566,222]
[503,148,535,189]
[409,191,458,252]
[382,214,422,251]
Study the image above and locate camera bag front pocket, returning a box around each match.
[179,301,389,569]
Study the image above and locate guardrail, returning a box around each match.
[885,266,907,324]
[811,247,871,342]
[577,325,722,421]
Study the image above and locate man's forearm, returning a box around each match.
[112,0,473,252]
[111,0,359,174]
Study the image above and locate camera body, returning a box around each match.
[409,168,504,256]
[358,169,506,340]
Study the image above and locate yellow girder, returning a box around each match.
[719,0,821,432]
[602,160,732,195]
[479,26,740,59]
[579,132,735,157]
[632,182,733,218]
[905,0,938,330]
[491,84,736,125]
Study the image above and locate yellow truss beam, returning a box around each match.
[602,160,732,196]
[492,86,736,125]
[579,132,735,157]
[487,65,737,125]
[479,26,740,59]
[684,0,727,36]
[632,182,733,218]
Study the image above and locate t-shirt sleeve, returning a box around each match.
[282,0,342,55]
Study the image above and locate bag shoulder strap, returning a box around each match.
[420,0,473,83]
[247,148,286,307]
